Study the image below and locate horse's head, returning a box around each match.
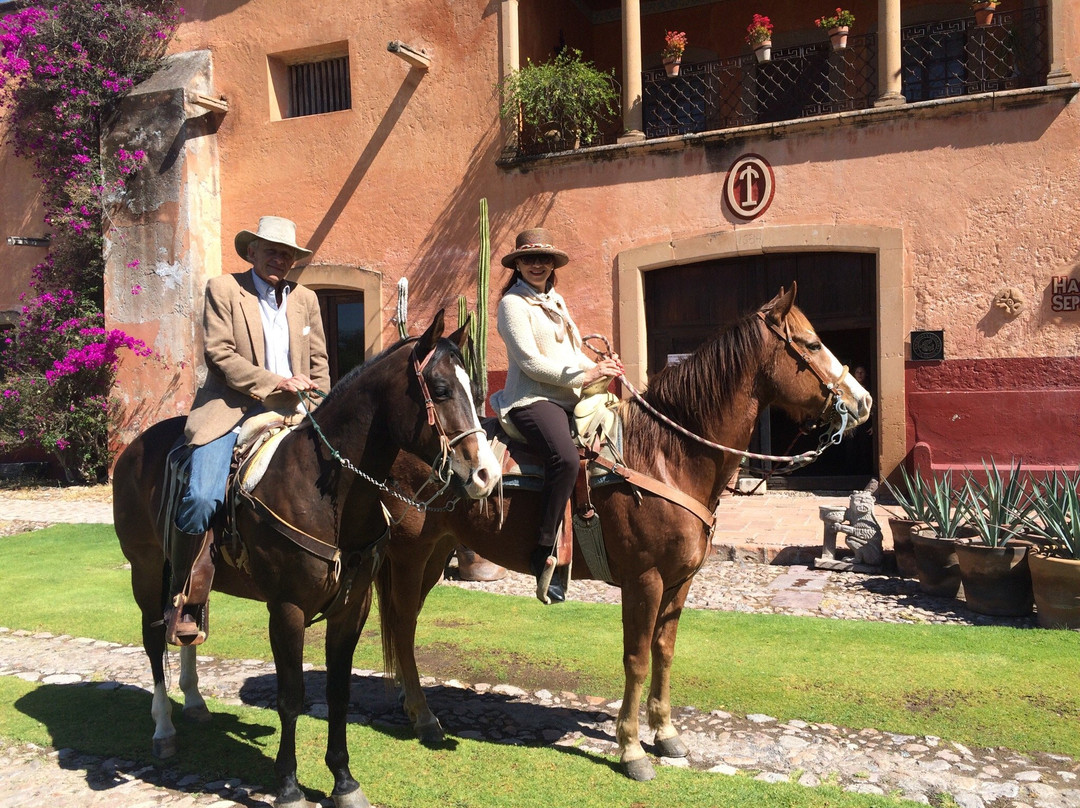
[758,284,872,436]
[404,310,501,499]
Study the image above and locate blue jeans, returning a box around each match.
[174,430,239,534]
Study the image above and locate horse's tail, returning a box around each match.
[375,557,398,685]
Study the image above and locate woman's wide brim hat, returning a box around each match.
[234,216,313,261]
[501,227,569,269]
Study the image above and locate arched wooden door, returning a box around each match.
[644,251,877,490]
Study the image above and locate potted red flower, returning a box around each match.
[661,30,687,77]
[745,14,774,62]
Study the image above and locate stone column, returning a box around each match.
[1046,0,1075,85]
[102,50,223,455]
[618,0,645,142]
[874,0,905,106]
[500,0,521,154]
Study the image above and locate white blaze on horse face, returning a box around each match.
[822,345,872,426]
[452,364,501,498]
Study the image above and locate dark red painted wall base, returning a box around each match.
[906,357,1080,477]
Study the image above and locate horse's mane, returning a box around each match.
[317,334,466,410]
[622,307,769,464]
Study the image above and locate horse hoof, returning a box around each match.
[417,720,445,746]
[654,735,688,758]
[152,734,177,759]
[273,792,310,808]
[623,756,656,781]
[333,786,372,808]
[183,704,212,724]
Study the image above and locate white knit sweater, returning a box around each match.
[490,280,596,439]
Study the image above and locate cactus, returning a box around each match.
[474,198,490,403]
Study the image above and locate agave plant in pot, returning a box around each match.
[910,469,974,599]
[954,460,1034,617]
[882,466,928,578]
[1023,469,1080,629]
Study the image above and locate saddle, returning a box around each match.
[484,391,628,593]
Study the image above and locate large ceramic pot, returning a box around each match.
[888,518,919,578]
[954,542,1033,617]
[1029,553,1080,629]
[911,529,963,598]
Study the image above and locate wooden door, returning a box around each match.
[644,251,877,489]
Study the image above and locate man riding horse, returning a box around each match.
[166,216,329,646]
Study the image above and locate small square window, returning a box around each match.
[268,43,351,121]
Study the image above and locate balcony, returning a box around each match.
[642,7,1049,140]
[502,7,1055,161]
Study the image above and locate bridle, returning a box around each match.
[754,310,851,437]
[297,340,483,512]
[584,310,852,471]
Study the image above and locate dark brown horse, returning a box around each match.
[375,287,872,781]
[113,311,501,808]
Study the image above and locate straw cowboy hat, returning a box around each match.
[234,216,313,261]
[501,227,570,269]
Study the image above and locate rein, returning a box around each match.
[583,331,850,471]
[297,342,479,513]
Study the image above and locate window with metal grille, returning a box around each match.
[288,56,351,118]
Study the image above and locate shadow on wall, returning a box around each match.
[401,123,550,320]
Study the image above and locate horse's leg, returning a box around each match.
[616,571,664,781]
[268,600,309,807]
[323,587,374,808]
[647,579,692,759]
[145,623,177,758]
[178,644,212,723]
[391,538,453,743]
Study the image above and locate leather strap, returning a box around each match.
[238,487,341,565]
[586,453,716,527]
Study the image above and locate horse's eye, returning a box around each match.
[805,340,822,352]
[431,384,452,401]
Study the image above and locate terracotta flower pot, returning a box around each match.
[911,529,963,598]
[828,26,849,51]
[888,517,919,578]
[663,57,681,77]
[1029,553,1080,629]
[754,40,772,63]
[954,542,1033,617]
[973,2,997,26]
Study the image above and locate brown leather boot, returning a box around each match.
[165,527,214,646]
[455,545,507,581]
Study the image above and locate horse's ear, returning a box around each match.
[416,309,446,356]
[762,284,797,325]
[448,314,471,351]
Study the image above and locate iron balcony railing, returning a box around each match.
[642,6,1049,140]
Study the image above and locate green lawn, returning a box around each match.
[1,524,1078,807]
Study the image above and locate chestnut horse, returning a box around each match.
[375,287,872,781]
[113,311,500,808]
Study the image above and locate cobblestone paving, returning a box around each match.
[1,489,1078,807]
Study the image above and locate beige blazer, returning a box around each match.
[183,271,330,446]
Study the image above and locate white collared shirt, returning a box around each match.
[250,269,293,378]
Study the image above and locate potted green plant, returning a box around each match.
[661,30,687,77]
[955,460,1034,617]
[1023,469,1080,629]
[497,48,619,152]
[881,466,928,578]
[972,0,1000,26]
[910,469,973,598]
[815,8,855,50]
[745,14,774,63]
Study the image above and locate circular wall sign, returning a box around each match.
[724,153,775,220]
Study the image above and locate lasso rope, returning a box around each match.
[581,334,849,469]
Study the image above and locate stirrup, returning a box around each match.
[165,595,207,646]
[531,546,564,605]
